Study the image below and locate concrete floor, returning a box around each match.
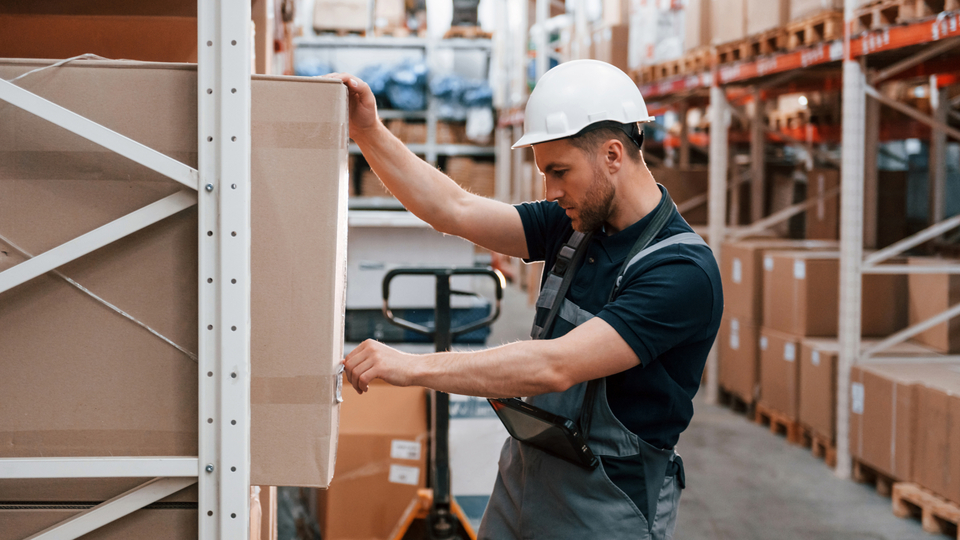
[481,280,932,540]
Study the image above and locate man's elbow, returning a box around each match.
[541,366,578,395]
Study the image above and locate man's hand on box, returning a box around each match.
[343,339,415,394]
[320,73,379,142]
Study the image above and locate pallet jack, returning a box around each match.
[380,267,504,540]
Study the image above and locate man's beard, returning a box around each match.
[572,164,616,233]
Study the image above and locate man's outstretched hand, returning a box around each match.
[343,339,416,394]
[320,73,380,142]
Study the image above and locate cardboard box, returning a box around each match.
[652,167,709,225]
[805,168,839,240]
[0,60,348,490]
[711,0,745,44]
[908,257,960,353]
[800,339,937,442]
[761,251,907,337]
[0,508,197,540]
[0,14,197,63]
[593,24,630,74]
[317,382,428,540]
[314,0,368,32]
[913,364,960,504]
[719,316,761,403]
[746,0,789,35]
[721,239,838,323]
[849,363,932,482]
[759,327,802,418]
[684,0,712,51]
[789,0,842,21]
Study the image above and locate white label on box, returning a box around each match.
[388,464,420,486]
[851,382,865,415]
[784,343,796,362]
[764,256,774,271]
[812,350,820,366]
[730,321,740,350]
[390,439,421,461]
[793,260,806,280]
[732,258,743,284]
[760,336,768,350]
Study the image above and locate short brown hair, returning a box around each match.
[566,122,643,163]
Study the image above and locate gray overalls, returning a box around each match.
[478,218,708,540]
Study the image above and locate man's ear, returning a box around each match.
[603,139,624,173]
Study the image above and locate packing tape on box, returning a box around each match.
[251,376,337,405]
[0,231,198,363]
[251,121,343,150]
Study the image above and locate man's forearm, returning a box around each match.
[353,122,469,235]
[411,339,570,398]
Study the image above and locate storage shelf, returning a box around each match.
[640,10,960,99]
[295,35,492,50]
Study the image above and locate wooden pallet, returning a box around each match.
[683,47,712,73]
[715,40,751,65]
[797,425,837,468]
[718,386,754,416]
[892,482,960,538]
[785,10,845,50]
[852,458,896,497]
[747,28,790,57]
[854,0,960,33]
[316,28,366,37]
[444,25,492,39]
[754,403,802,444]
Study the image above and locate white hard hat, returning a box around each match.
[512,59,654,149]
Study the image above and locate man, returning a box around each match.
[328,60,722,539]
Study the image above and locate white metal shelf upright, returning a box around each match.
[0,1,254,538]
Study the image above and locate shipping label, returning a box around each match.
[784,343,796,362]
[732,258,742,284]
[811,350,820,366]
[851,382,865,415]
[793,260,806,280]
[388,464,421,486]
[390,439,422,461]
[764,256,774,272]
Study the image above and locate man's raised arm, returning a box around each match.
[324,73,529,259]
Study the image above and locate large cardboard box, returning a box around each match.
[746,0,789,35]
[849,363,933,482]
[593,24,630,74]
[0,508,197,540]
[317,382,428,540]
[719,316,761,403]
[721,239,837,323]
[805,168,839,240]
[913,365,960,504]
[759,327,802,418]
[789,0,842,21]
[761,251,907,337]
[711,0,745,44]
[684,0,711,51]
[653,167,709,225]
[314,0,369,32]
[0,59,348,490]
[908,257,960,353]
[800,339,938,442]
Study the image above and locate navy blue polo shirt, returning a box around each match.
[515,185,723,449]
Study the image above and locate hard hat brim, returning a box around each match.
[511,116,655,150]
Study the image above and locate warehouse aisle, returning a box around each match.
[486,281,930,540]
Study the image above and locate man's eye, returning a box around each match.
[554,170,565,177]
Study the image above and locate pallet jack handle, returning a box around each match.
[381,267,504,540]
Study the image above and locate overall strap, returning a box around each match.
[608,187,675,302]
[530,230,594,340]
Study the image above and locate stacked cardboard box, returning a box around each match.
[592,24,630,74]
[445,157,496,198]
[314,0,368,32]
[800,339,936,444]
[0,59,348,534]
[317,382,428,540]
[717,239,837,403]
[907,257,960,353]
[652,168,709,225]
[759,250,907,419]
[914,365,960,504]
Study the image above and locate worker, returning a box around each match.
[328,59,722,540]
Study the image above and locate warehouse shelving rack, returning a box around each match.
[0,2,255,538]
[634,1,960,478]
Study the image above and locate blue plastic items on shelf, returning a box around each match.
[293,57,335,77]
[430,74,493,120]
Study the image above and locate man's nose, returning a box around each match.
[544,178,563,202]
